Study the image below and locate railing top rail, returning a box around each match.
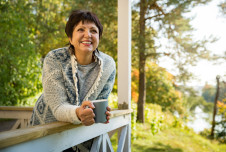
[0,106,33,111]
[0,109,132,149]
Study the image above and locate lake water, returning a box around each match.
[187,106,212,133]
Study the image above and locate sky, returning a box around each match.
[158,0,226,87]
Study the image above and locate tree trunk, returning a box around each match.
[211,76,220,138]
[137,53,146,123]
[137,0,147,123]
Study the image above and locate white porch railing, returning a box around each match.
[0,109,132,152]
[0,106,33,130]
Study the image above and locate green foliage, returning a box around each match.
[198,82,225,142]
[219,0,226,16]
[108,93,118,109]
[202,84,216,103]
[200,128,212,138]
[0,0,42,106]
[184,96,213,114]
[215,98,226,143]
[145,62,185,114]
[131,127,226,152]
[0,0,118,105]
[110,102,226,152]
[145,104,164,135]
[219,83,226,102]
[132,0,218,83]
[133,0,218,123]
[30,0,70,58]
[131,102,177,140]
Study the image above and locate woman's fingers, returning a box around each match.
[76,101,96,126]
[104,106,111,124]
[106,106,111,111]
[82,101,95,109]
[81,108,95,116]
[106,110,111,116]
[80,110,95,120]
[82,118,95,126]
[80,109,95,125]
[77,102,112,125]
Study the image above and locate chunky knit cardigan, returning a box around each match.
[30,47,116,126]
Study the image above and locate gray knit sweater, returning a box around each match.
[30,47,116,126]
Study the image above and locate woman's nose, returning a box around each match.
[84,30,91,37]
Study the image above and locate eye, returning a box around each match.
[77,28,84,32]
[91,29,98,33]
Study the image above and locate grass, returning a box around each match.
[110,124,226,152]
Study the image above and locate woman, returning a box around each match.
[30,10,116,150]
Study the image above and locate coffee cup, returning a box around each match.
[92,99,108,123]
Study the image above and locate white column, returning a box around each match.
[118,0,131,110]
[118,1,132,152]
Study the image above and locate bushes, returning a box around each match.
[108,93,186,141]
[131,102,180,140]
[132,63,185,116]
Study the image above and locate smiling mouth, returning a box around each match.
[81,41,92,44]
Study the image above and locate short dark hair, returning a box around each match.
[65,10,103,39]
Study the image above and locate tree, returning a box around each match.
[0,0,118,106]
[216,99,226,143]
[214,80,226,142]
[134,0,215,122]
[32,0,118,60]
[219,0,226,16]
[202,83,216,103]
[145,62,185,113]
[132,62,184,113]
[185,96,213,114]
[0,0,42,105]
[202,81,226,103]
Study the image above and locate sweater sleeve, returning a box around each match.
[42,53,81,124]
[96,69,116,100]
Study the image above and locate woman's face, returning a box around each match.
[69,21,99,55]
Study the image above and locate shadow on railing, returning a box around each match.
[0,106,132,152]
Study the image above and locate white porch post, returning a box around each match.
[118,0,131,152]
[118,0,131,110]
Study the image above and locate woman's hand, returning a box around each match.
[105,106,111,124]
[76,101,95,126]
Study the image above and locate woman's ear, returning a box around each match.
[69,37,72,44]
